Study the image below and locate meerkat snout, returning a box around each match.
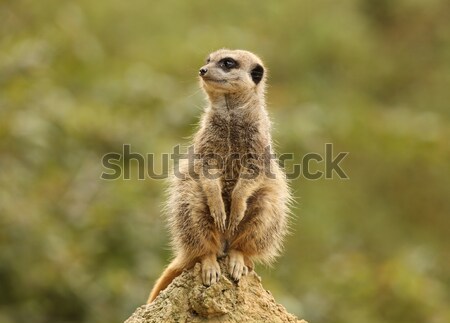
[199,67,208,76]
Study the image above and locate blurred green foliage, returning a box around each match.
[1,0,449,322]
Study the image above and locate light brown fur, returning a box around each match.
[148,49,291,303]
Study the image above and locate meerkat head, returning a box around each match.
[198,49,266,96]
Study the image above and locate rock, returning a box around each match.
[125,260,307,323]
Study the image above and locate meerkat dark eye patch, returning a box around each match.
[250,64,264,84]
[218,57,238,70]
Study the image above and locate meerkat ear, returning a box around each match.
[250,64,264,85]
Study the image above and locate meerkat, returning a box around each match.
[148,49,291,303]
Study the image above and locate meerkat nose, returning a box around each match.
[199,68,208,76]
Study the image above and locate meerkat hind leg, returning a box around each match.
[228,249,248,281]
[201,253,221,286]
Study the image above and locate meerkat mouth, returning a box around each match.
[202,77,241,84]
[201,77,228,84]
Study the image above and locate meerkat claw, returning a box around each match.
[211,208,226,233]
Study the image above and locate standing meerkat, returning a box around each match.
[148,49,291,303]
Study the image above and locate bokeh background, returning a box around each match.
[1,0,450,322]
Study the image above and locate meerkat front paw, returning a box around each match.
[227,250,248,281]
[228,199,246,233]
[201,254,221,286]
[209,202,227,233]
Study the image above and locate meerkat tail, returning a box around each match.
[147,255,193,303]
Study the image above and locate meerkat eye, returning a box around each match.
[219,57,238,70]
[206,57,211,63]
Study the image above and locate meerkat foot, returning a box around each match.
[228,250,247,281]
[201,254,221,286]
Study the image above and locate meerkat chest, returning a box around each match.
[207,111,262,155]
[208,111,264,194]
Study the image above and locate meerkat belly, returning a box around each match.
[204,112,261,212]
[224,114,261,210]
